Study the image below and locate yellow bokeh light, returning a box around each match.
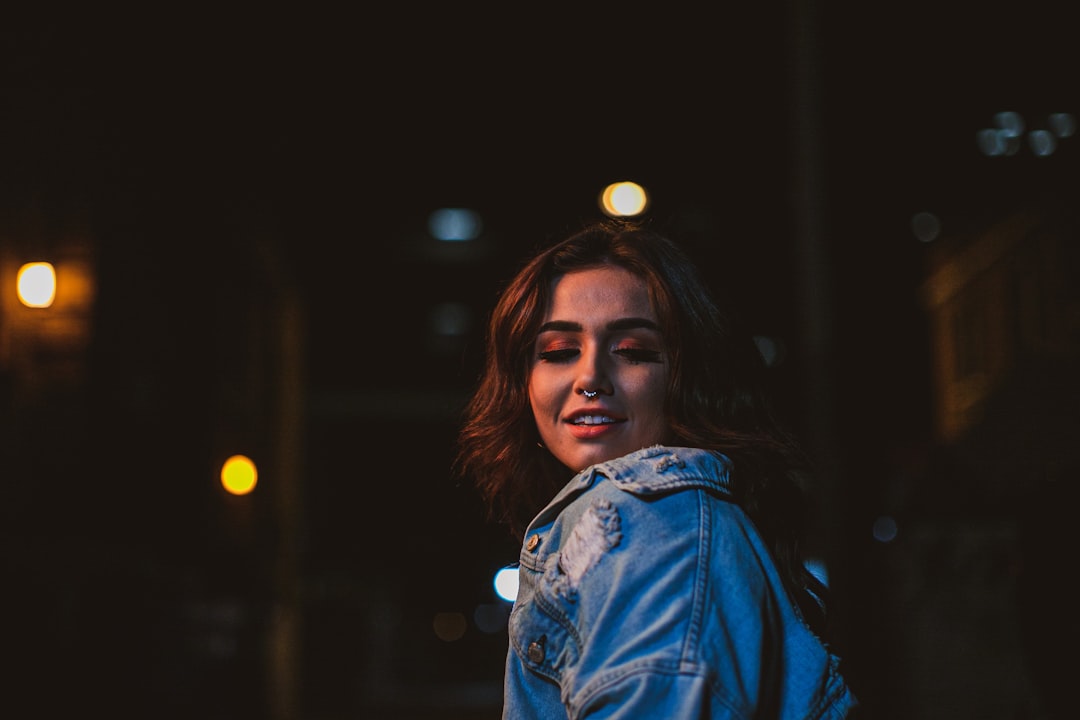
[600,181,649,217]
[17,262,56,308]
[221,454,258,495]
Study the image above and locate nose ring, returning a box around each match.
[582,389,599,399]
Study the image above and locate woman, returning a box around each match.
[456,218,858,718]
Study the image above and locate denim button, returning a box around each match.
[526,534,541,552]
[527,635,546,663]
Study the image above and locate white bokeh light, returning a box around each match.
[494,565,519,603]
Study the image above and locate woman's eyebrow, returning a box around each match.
[537,317,660,334]
[537,320,581,333]
[607,317,661,332]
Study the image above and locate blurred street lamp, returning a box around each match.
[0,238,96,398]
[16,262,56,307]
[600,181,649,217]
[221,454,259,496]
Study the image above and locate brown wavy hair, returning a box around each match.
[454,217,830,633]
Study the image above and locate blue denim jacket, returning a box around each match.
[503,445,858,719]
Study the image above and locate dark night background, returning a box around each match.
[1,4,1077,718]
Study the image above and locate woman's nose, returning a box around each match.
[573,345,612,396]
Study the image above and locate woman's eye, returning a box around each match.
[614,347,663,364]
[537,348,578,363]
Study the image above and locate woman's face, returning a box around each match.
[528,265,671,472]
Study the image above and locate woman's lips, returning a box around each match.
[564,411,624,439]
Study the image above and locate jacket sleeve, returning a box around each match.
[558,484,771,719]
[575,668,735,719]
[509,456,856,719]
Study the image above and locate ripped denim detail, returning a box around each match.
[546,499,622,601]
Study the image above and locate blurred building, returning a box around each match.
[900,189,1080,719]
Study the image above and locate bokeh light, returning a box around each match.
[428,208,482,241]
[493,565,519,603]
[220,454,258,495]
[873,515,899,543]
[600,181,649,217]
[16,262,56,308]
[433,611,467,642]
[911,211,941,243]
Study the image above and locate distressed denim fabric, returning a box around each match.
[503,445,858,719]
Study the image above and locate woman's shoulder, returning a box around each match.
[590,445,735,498]
[530,446,744,555]
[564,445,750,543]
[574,446,764,557]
